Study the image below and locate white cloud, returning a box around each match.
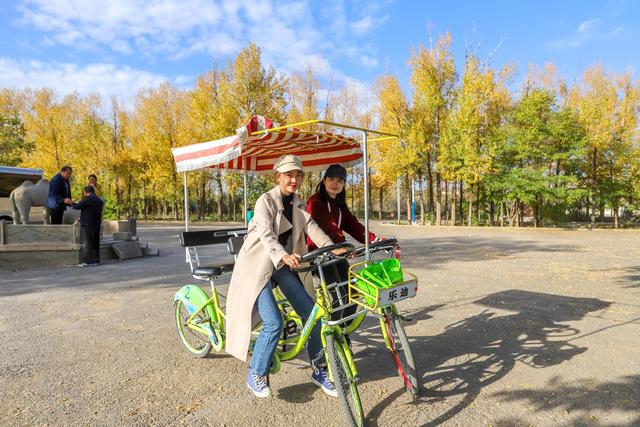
[9,0,392,103]
[17,0,223,55]
[549,18,627,49]
[0,57,169,102]
[360,54,379,68]
[351,14,389,37]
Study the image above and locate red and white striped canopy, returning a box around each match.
[172,116,363,173]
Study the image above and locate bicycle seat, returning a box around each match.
[193,263,235,278]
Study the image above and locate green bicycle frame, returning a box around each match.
[276,272,359,379]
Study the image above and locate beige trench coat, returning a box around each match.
[225,186,333,361]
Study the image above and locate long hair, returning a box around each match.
[315,178,347,207]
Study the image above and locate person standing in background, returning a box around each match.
[47,165,73,224]
[87,174,99,196]
[67,186,104,266]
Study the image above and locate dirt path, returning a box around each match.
[1,224,638,426]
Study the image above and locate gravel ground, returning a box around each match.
[1,223,639,426]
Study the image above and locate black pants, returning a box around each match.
[80,224,100,264]
[50,207,65,225]
[320,259,357,325]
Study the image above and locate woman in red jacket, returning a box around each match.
[307,164,377,323]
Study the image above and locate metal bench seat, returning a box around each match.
[192,263,235,278]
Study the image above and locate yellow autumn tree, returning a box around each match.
[408,32,458,224]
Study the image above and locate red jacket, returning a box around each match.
[306,193,375,250]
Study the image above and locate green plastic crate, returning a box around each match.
[354,258,404,306]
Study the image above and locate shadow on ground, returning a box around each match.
[491,375,640,427]
[396,236,579,270]
[619,266,640,289]
[352,289,615,426]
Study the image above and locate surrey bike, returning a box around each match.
[173,235,365,427]
[323,237,421,398]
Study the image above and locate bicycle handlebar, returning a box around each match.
[299,242,355,264]
[354,237,398,257]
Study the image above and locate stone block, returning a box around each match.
[112,241,143,260]
[142,247,159,257]
[0,246,80,269]
[102,218,137,236]
[113,232,138,241]
[2,224,78,245]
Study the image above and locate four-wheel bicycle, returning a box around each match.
[173,231,420,426]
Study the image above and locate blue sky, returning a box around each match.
[1,0,638,104]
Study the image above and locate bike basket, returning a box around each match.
[348,259,418,310]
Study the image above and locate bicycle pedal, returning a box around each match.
[398,314,412,322]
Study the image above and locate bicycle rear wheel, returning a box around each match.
[384,312,421,397]
[326,334,364,427]
[174,300,212,357]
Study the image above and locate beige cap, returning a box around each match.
[273,154,303,173]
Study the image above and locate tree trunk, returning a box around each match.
[351,175,355,213]
[435,174,442,226]
[489,201,495,226]
[476,184,481,225]
[467,187,473,227]
[426,152,434,217]
[499,202,504,227]
[378,187,384,220]
[232,197,237,221]
[598,200,605,223]
[419,176,425,225]
[214,173,223,220]
[590,148,597,225]
[405,175,411,222]
[443,179,448,226]
[613,199,619,229]
[459,181,464,226]
[451,180,457,226]
[517,200,522,227]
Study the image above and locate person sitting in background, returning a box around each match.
[67,186,104,267]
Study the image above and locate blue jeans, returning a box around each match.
[249,266,325,376]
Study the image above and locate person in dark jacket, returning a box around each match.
[68,186,104,266]
[306,164,379,325]
[47,165,73,224]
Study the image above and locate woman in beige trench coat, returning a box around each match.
[225,154,339,399]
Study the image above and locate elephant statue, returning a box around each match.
[9,179,50,224]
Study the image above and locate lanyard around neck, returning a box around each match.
[327,201,342,229]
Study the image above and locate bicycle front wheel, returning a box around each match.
[326,334,364,427]
[384,313,421,397]
[174,300,212,357]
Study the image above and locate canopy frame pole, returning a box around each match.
[183,172,189,263]
[362,130,370,261]
[183,172,189,231]
[243,158,248,227]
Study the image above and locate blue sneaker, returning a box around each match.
[247,368,271,398]
[311,367,338,397]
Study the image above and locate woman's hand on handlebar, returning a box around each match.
[331,247,349,256]
[282,253,302,269]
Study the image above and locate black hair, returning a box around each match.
[61,165,72,173]
[84,186,95,194]
[88,174,97,180]
[315,178,347,207]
